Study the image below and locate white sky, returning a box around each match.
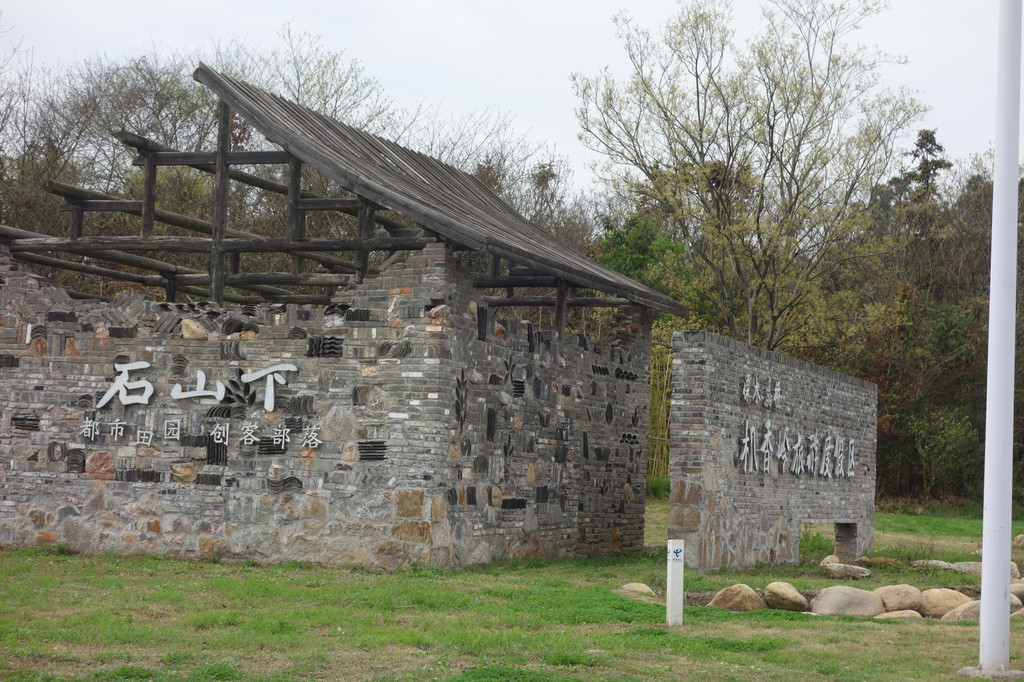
[0,1,1005,189]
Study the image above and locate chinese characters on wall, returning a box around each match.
[737,373,856,479]
[81,360,324,451]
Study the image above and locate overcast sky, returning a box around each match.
[1,1,1006,189]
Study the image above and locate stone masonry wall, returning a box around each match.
[0,241,652,568]
[669,330,877,570]
[440,251,652,565]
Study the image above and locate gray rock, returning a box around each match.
[811,586,885,617]
[1010,583,1024,602]
[708,584,767,612]
[950,561,983,577]
[919,588,972,618]
[875,609,923,620]
[821,562,872,579]
[874,584,923,612]
[620,582,656,596]
[763,581,808,611]
[941,600,980,622]
[911,559,953,570]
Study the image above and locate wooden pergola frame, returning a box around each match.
[0,66,689,329]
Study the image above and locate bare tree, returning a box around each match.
[573,0,922,351]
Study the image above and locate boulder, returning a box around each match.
[708,584,767,612]
[821,562,872,579]
[874,584,923,613]
[949,561,983,577]
[763,581,808,611]
[919,588,972,618]
[620,583,656,596]
[937,560,1018,580]
[1015,534,1024,547]
[911,559,952,570]
[820,554,841,566]
[811,586,885,617]
[1010,583,1024,602]
[875,609,923,620]
[941,600,980,623]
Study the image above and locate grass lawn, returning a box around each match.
[2,501,1023,681]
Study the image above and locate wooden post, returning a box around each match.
[210,101,231,306]
[68,203,83,241]
[357,201,375,282]
[285,156,305,274]
[141,155,156,238]
[554,279,567,341]
[162,272,177,303]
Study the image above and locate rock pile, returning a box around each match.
[697,556,1024,622]
[626,556,1024,623]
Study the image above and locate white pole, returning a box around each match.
[979,0,1021,671]
[666,539,684,626]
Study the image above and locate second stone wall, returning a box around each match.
[669,330,877,569]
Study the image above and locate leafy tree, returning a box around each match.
[573,0,922,351]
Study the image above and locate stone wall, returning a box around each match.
[669,330,876,570]
[0,241,652,568]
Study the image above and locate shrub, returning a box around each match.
[910,408,982,500]
[646,474,671,499]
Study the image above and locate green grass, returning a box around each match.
[1,504,1022,680]
[876,511,1024,539]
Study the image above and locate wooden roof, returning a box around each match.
[193,64,688,317]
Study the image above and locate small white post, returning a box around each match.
[667,539,685,626]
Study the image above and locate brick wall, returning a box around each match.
[0,241,651,568]
[669,330,877,569]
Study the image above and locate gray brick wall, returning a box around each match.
[669,330,877,569]
[0,242,652,568]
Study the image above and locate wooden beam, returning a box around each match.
[68,203,83,241]
[285,156,304,274]
[8,236,428,253]
[0,224,292,300]
[473,275,560,288]
[116,130,411,234]
[296,197,363,211]
[357,202,375,281]
[554,279,568,340]
[174,272,354,287]
[210,101,231,306]
[11,252,159,285]
[75,200,143,212]
[482,295,631,308]
[136,150,292,166]
[141,155,156,238]
[47,180,368,274]
[161,272,177,302]
[266,294,332,305]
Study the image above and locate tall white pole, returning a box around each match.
[979,0,1021,671]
